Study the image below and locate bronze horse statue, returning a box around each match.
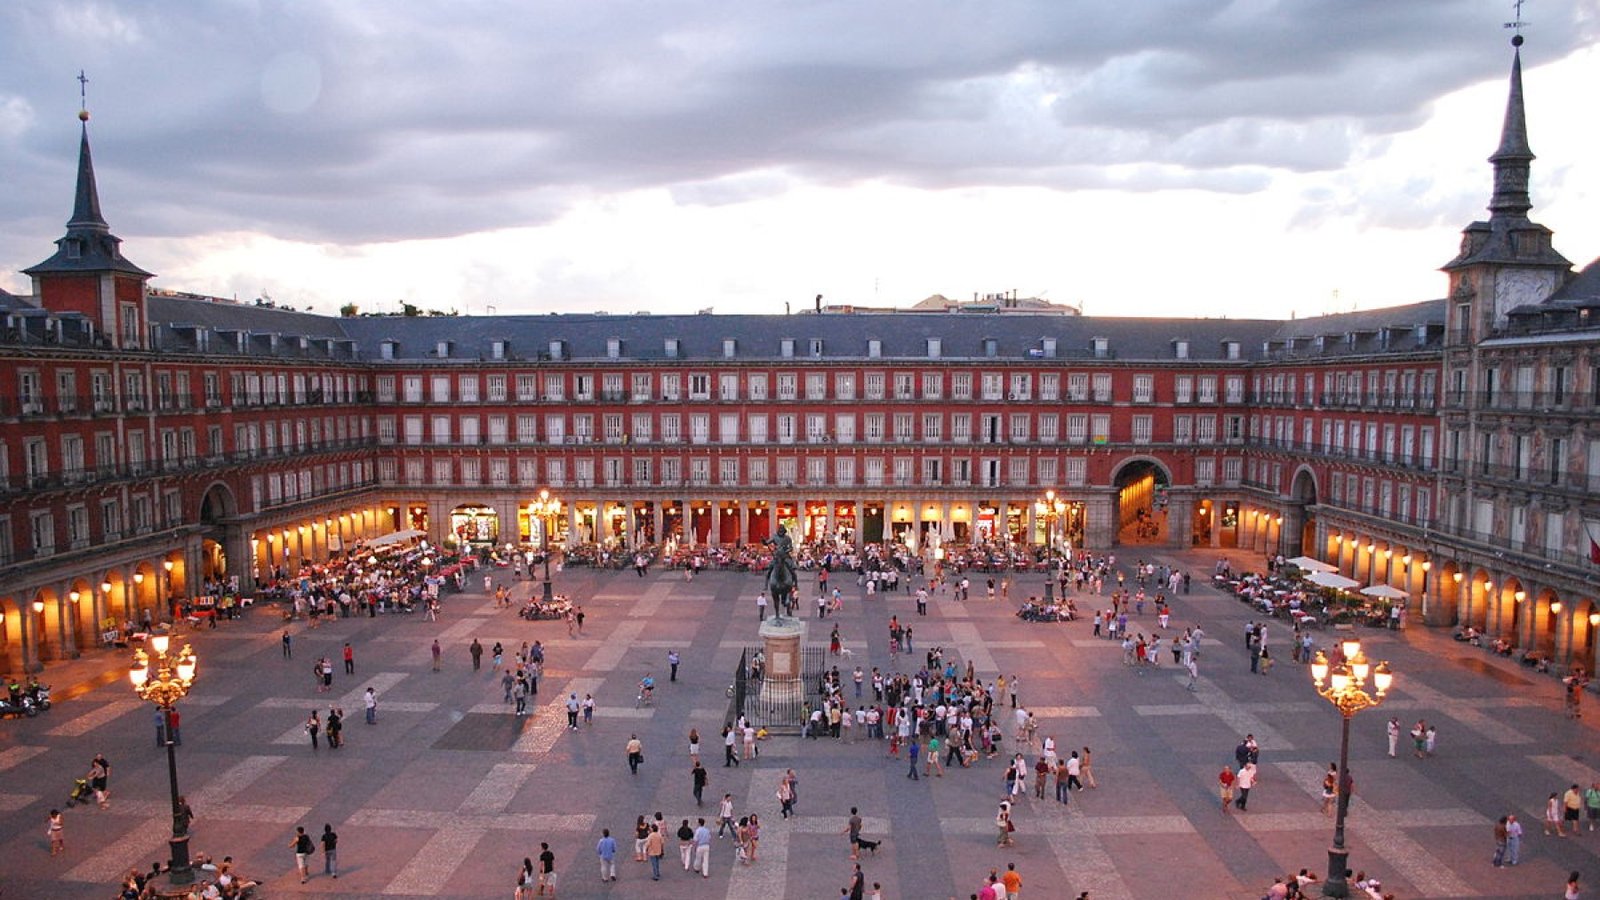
[763,524,799,618]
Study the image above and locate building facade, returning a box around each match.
[2,39,1596,676]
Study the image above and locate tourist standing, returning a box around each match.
[47,808,64,855]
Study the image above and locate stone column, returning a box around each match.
[1167,493,1195,550]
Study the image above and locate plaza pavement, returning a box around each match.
[1,547,1595,899]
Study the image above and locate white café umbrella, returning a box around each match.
[1306,570,1360,590]
[1285,556,1337,573]
[1359,584,1410,601]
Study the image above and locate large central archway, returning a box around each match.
[1112,458,1172,546]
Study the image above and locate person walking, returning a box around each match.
[305,711,320,751]
[644,824,663,880]
[693,817,712,877]
[1235,762,1257,811]
[1546,792,1565,836]
[723,725,740,767]
[691,761,708,806]
[364,686,378,724]
[290,826,314,883]
[320,824,338,879]
[342,642,354,675]
[47,808,64,856]
[516,857,536,900]
[717,793,737,837]
[996,800,1015,847]
[677,819,695,871]
[470,639,484,671]
[431,639,442,672]
[777,777,795,818]
[566,694,580,730]
[627,734,644,775]
[1563,784,1584,836]
[1492,816,1509,867]
[843,807,863,860]
[1218,764,1236,813]
[282,630,292,659]
[1081,746,1096,788]
[1001,862,1023,900]
[1386,716,1400,758]
[906,738,920,780]
[668,650,680,682]
[492,642,504,670]
[536,842,556,896]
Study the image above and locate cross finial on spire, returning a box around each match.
[77,70,90,121]
[1504,0,1528,38]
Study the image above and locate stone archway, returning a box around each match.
[1111,457,1172,546]
[1285,467,1318,559]
[198,482,238,584]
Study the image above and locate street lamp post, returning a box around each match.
[1310,639,1393,897]
[1035,490,1066,602]
[530,489,563,602]
[129,635,198,888]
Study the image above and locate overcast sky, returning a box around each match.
[2,1,1597,319]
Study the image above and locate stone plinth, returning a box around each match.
[758,616,807,709]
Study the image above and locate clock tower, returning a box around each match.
[22,108,154,350]
[1440,35,1570,347]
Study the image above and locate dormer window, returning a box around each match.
[780,338,795,358]
[982,338,999,358]
[490,340,507,360]
[1041,337,1057,358]
[607,338,623,359]
[1224,341,1241,360]
[1092,337,1109,358]
[380,340,397,360]
[809,338,824,358]
[867,339,881,359]
[549,339,566,361]
[665,338,680,359]
[926,338,941,359]
[1173,339,1189,360]
[66,239,82,260]
[723,339,737,359]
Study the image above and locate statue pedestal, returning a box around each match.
[757,617,807,712]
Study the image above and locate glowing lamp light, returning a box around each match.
[1373,661,1393,696]
[1383,550,1392,560]
[133,572,145,585]
[69,590,81,603]
[1452,572,1463,583]
[1550,601,1562,613]
[1330,667,1352,693]
[1310,651,1330,686]
[32,599,45,613]
[151,635,170,655]
[1421,561,1431,572]
[176,647,197,682]
[101,581,113,594]
[163,560,174,572]
[1590,613,1600,627]
[1401,554,1411,565]
[1514,590,1526,602]
[129,653,150,687]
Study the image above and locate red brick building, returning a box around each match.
[2,40,1596,675]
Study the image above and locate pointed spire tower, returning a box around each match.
[23,95,154,349]
[1442,34,1570,341]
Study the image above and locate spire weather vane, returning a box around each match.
[1504,0,1528,36]
[77,69,90,121]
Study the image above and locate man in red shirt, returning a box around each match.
[1219,766,1236,812]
